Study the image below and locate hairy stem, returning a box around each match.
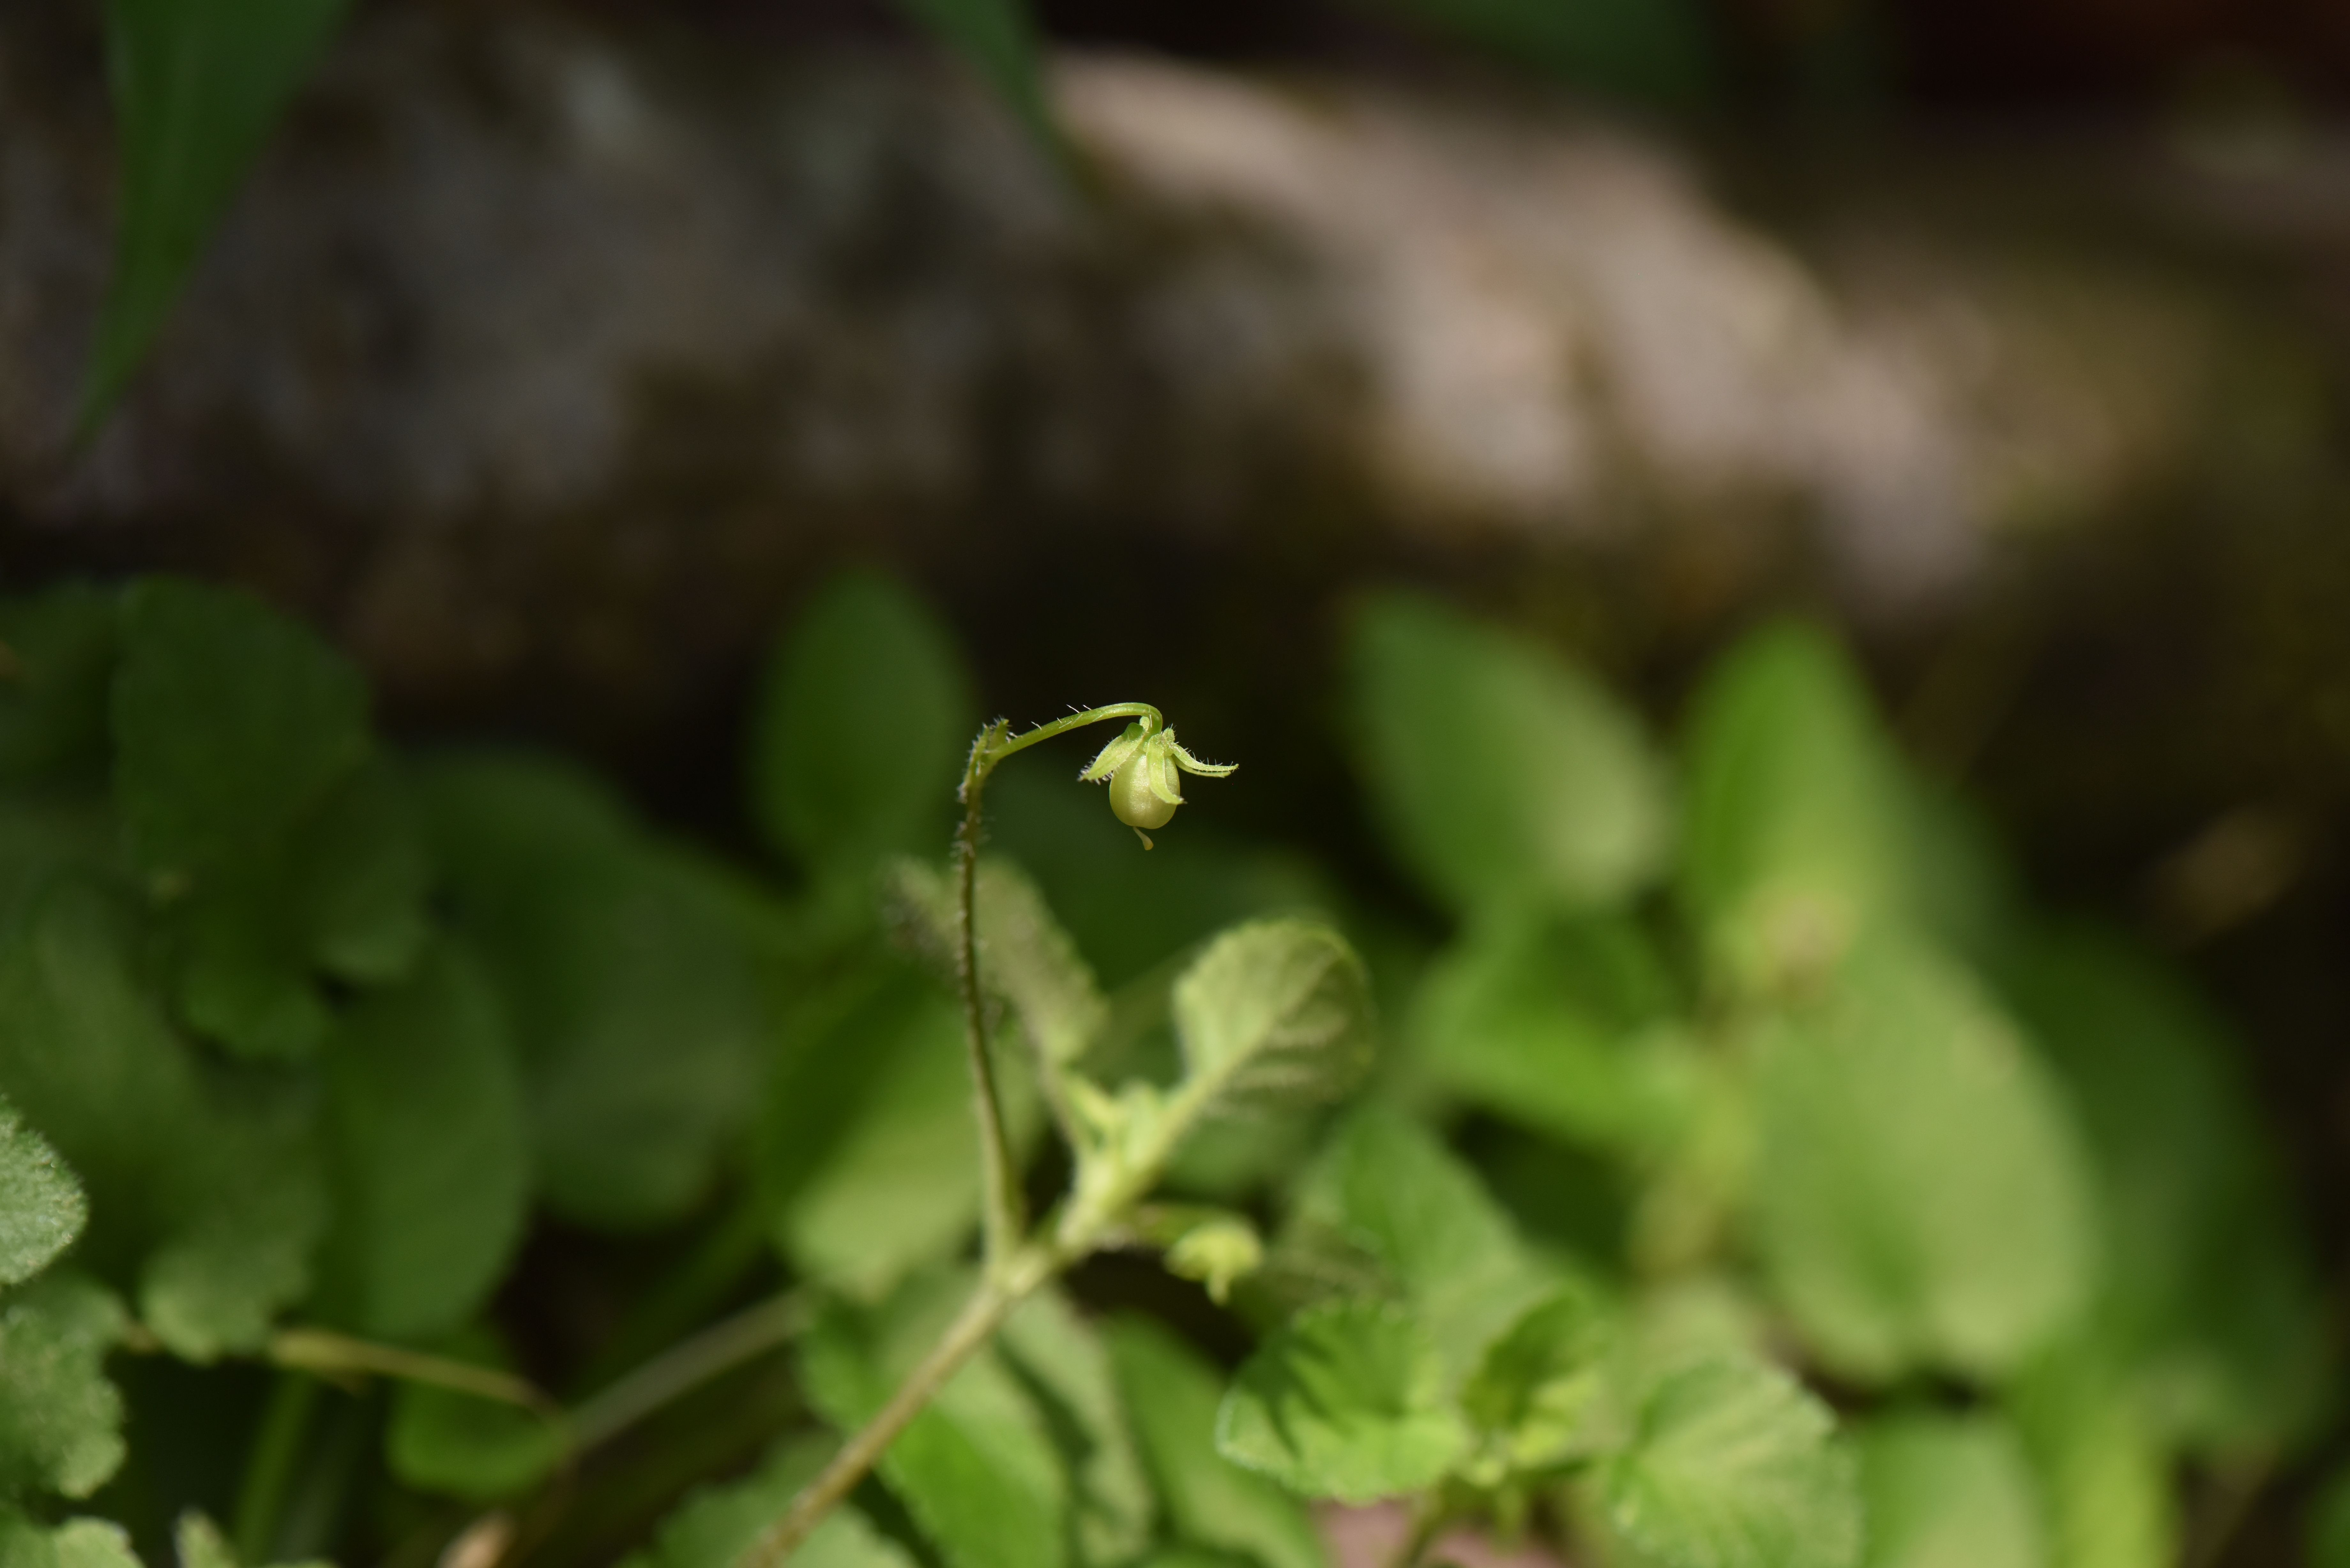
[738,702,1168,1565]
[737,1255,1047,1568]
[955,731,1026,1270]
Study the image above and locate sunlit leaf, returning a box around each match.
[1410,909,1687,1154]
[1753,932,2096,1382]
[995,1290,1155,1567]
[83,0,353,429]
[1172,920,1374,1117]
[1349,592,1670,916]
[1292,1106,1558,1378]
[2006,1341,2175,1568]
[1600,1356,1859,1568]
[1104,1316,1326,1568]
[1459,1286,1619,1479]
[1856,1409,2045,1568]
[1216,1299,1469,1504]
[0,1514,143,1568]
[1679,620,1912,996]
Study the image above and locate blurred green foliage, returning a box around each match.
[0,569,2330,1568]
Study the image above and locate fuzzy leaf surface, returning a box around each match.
[1754,933,2096,1382]
[1173,920,1373,1115]
[1217,1299,1468,1504]
[0,1274,127,1502]
[0,1097,85,1288]
[1105,1316,1326,1568]
[1293,1106,1558,1378]
[1349,592,1669,915]
[0,1515,143,1568]
[1600,1356,1859,1568]
[889,857,1106,1067]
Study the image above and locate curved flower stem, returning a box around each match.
[740,704,1170,1568]
[953,704,1161,1273]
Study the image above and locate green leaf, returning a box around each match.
[1458,1286,1619,1480]
[1216,1298,1468,1503]
[623,1436,915,1568]
[1344,0,1715,105]
[1172,920,1374,1117]
[749,571,974,889]
[0,585,120,785]
[2002,925,2326,1454]
[0,1273,127,1501]
[800,1274,1069,1568]
[385,1329,564,1502]
[1104,1316,1326,1568]
[777,975,1038,1298]
[82,0,352,428]
[0,1514,143,1568]
[884,0,1057,154]
[420,755,770,1230]
[995,1290,1154,1567]
[314,946,530,1342]
[888,857,1107,1068]
[2006,1342,2174,1568]
[295,763,431,986]
[1600,1356,1860,1568]
[1409,909,1687,1154]
[0,1096,85,1288]
[1348,593,1670,916]
[1292,1106,1557,1379]
[0,881,324,1361]
[1855,1410,2045,1568]
[112,579,368,876]
[1679,620,1912,996]
[1752,932,2097,1382]
[171,1511,328,1568]
[167,862,333,1063]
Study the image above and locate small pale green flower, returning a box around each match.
[1079,719,1236,847]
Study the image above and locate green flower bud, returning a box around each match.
[1080,719,1237,848]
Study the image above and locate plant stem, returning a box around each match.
[570,1291,809,1451]
[737,702,1167,1567]
[268,1329,559,1420]
[737,1253,1048,1568]
[233,1371,319,1564]
[955,732,1026,1271]
[952,704,1161,1274]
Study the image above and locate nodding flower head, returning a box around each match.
[1078,719,1236,848]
